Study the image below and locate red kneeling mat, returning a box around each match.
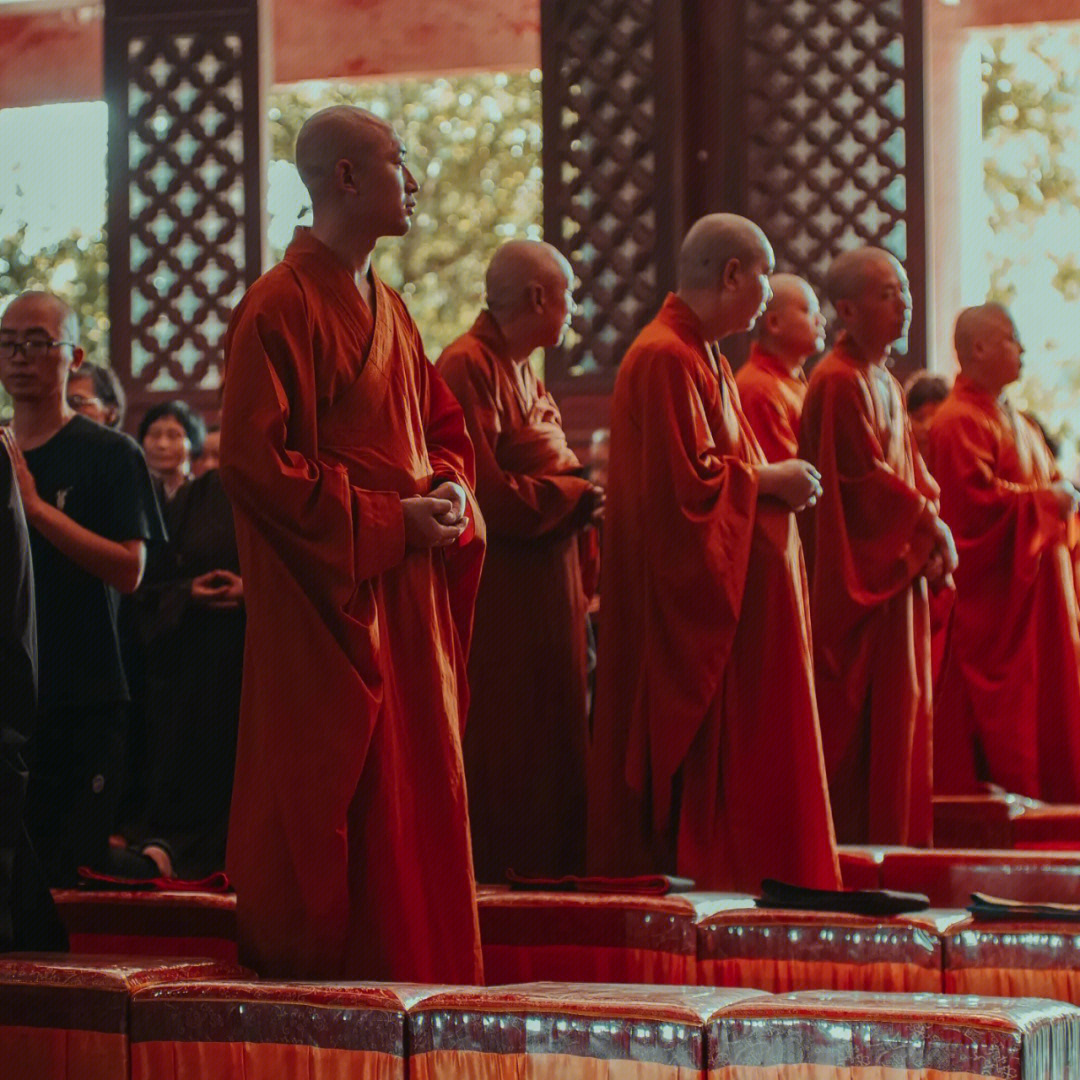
[0,954,244,1080]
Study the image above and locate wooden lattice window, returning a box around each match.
[738,0,927,368]
[105,0,264,419]
[541,0,686,396]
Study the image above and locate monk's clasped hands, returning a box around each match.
[403,482,469,549]
[757,458,823,512]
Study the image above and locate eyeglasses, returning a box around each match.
[0,338,75,360]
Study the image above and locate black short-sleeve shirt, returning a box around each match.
[24,415,167,710]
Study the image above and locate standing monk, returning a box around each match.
[928,304,1080,801]
[219,106,486,982]
[798,247,956,846]
[736,274,825,462]
[588,214,840,892]
[437,241,602,882]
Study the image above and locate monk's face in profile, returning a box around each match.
[351,123,419,239]
[539,266,575,348]
[977,311,1024,390]
[841,254,910,349]
[729,249,775,334]
[765,281,825,364]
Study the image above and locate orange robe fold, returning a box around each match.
[219,229,485,982]
[588,294,839,891]
[798,338,940,846]
[437,312,593,882]
[927,376,1080,800]
[735,342,808,462]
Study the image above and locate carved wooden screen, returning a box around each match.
[541,0,687,404]
[104,0,264,423]
[727,0,928,372]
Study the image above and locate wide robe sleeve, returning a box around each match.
[624,345,759,833]
[928,408,1065,582]
[812,371,938,619]
[438,352,592,539]
[219,277,406,619]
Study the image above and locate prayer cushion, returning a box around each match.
[945,917,1080,1004]
[696,908,968,993]
[0,954,244,1080]
[837,845,889,890]
[877,848,1080,905]
[707,990,1080,1078]
[934,795,1080,850]
[477,889,733,984]
[408,982,771,1080]
[131,981,434,1080]
[52,889,238,961]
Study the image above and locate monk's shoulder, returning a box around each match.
[233,262,308,322]
[805,351,869,408]
[620,322,705,395]
[436,331,493,382]
[928,391,995,444]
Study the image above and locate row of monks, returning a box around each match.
[213,106,1080,984]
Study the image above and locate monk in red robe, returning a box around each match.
[437,240,602,881]
[736,274,824,462]
[798,247,956,847]
[588,214,840,891]
[927,304,1080,800]
[219,106,485,982]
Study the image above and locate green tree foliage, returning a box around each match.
[978,29,1080,459]
[267,71,543,357]
[982,35,1079,234]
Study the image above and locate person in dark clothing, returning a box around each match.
[131,466,244,878]
[0,433,67,950]
[0,291,167,887]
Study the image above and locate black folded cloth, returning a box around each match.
[969,891,1080,922]
[506,870,695,895]
[756,878,930,915]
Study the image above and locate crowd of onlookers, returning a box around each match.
[64,382,242,885]
[0,292,243,951]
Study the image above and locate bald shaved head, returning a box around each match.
[758,274,825,365]
[295,105,396,208]
[825,247,901,307]
[952,302,1023,393]
[678,214,772,291]
[486,240,572,318]
[954,303,1012,364]
[765,274,816,316]
[2,290,78,343]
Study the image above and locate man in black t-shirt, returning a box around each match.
[0,291,166,887]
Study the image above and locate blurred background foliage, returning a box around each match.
[266,71,543,358]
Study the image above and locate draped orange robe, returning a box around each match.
[437,312,593,882]
[587,295,839,891]
[798,337,940,846]
[927,376,1080,800]
[735,342,807,462]
[219,229,485,982]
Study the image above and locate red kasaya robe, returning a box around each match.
[735,342,808,462]
[798,336,941,846]
[927,376,1080,801]
[587,294,840,891]
[219,229,485,982]
[437,311,594,882]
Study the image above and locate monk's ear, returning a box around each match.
[721,257,741,291]
[336,157,360,195]
[834,297,855,324]
[528,281,546,313]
